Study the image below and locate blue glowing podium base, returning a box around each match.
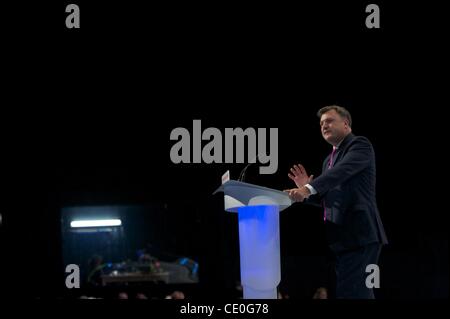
[214,180,293,299]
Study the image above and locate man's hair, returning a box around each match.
[317,105,352,127]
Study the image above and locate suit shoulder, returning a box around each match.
[344,135,374,154]
[351,135,373,147]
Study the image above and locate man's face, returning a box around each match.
[320,110,349,145]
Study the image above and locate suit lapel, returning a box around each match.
[322,133,355,171]
[333,133,354,166]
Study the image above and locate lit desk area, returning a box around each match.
[101,271,170,285]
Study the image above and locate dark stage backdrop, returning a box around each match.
[0,1,446,300]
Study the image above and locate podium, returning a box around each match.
[214,180,293,299]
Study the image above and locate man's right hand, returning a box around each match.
[288,164,314,188]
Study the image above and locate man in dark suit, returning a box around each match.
[286,105,388,299]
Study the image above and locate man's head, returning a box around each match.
[317,105,352,146]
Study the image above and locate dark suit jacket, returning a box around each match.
[308,133,388,252]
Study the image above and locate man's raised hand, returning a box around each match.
[288,164,314,188]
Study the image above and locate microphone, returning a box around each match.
[238,155,258,182]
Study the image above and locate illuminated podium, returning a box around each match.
[214,179,293,299]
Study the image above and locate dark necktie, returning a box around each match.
[328,146,337,169]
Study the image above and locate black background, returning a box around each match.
[0,0,446,308]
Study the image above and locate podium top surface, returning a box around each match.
[213,180,288,197]
[213,180,293,212]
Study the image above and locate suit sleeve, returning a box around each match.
[309,136,373,196]
[304,194,322,207]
